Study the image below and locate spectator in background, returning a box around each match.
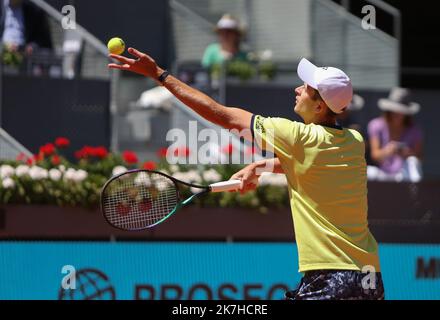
[201,14,248,69]
[1,0,52,66]
[367,87,423,183]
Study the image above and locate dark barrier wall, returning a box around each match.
[1,182,439,243]
[46,0,172,68]
[226,84,440,178]
[1,75,110,156]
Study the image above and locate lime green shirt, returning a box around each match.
[202,43,248,68]
[252,115,381,272]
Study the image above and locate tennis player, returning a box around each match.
[109,48,385,300]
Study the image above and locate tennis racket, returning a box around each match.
[101,169,242,231]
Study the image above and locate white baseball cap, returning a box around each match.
[297,58,353,114]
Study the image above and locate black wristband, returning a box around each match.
[158,70,170,84]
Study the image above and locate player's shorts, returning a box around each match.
[285,270,385,300]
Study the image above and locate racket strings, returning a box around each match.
[102,172,178,229]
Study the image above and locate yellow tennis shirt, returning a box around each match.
[252,115,380,272]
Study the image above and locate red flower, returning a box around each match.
[122,150,138,164]
[28,153,43,165]
[55,137,70,148]
[142,161,157,171]
[93,146,108,159]
[74,150,85,159]
[156,147,168,158]
[16,153,26,162]
[75,146,109,159]
[221,143,234,155]
[40,143,55,156]
[172,146,190,158]
[51,155,61,166]
[116,203,131,216]
[83,146,95,157]
[138,199,152,213]
[74,146,88,159]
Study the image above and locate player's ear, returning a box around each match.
[314,100,325,114]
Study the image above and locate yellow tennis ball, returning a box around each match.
[107,37,125,55]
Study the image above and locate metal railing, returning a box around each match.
[312,0,400,89]
[171,0,400,90]
[19,0,120,152]
[340,0,401,83]
[28,0,110,80]
[0,128,33,161]
[170,0,311,64]
[29,0,107,55]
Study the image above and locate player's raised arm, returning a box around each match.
[108,47,253,138]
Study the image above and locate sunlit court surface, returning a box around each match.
[0,0,439,313]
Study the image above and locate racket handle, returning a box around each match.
[209,180,242,193]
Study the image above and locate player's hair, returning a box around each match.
[311,88,339,118]
[310,88,322,101]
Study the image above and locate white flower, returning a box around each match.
[15,165,30,177]
[173,170,202,184]
[28,166,40,180]
[185,170,202,184]
[40,168,48,179]
[134,172,151,187]
[156,180,170,191]
[0,165,15,179]
[169,165,179,173]
[29,166,48,180]
[73,169,88,182]
[49,169,62,181]
[64,168,76,181]
[172,172,188,182]
[203,168,221,182]
[63,168,87,182]
[58,165,66,173]
[258,172,288,186]
[2,177,15,189]
[112,166,127,177]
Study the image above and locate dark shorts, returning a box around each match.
[285,270,385,300]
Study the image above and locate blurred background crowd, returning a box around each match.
[0,0,437,183]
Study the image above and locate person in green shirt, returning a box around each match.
[202,14,248,69]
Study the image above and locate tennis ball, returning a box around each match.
[107,37,125,55]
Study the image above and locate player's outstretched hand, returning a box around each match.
[108,47,162,78]
[230,164,259,194]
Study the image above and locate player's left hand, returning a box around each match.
[230,164,259,194]
[108,47,163,79]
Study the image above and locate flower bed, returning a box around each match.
[0,138,289,212]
